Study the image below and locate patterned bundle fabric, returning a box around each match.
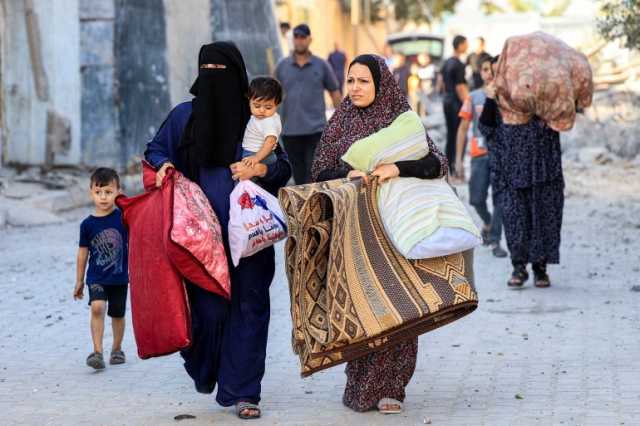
[494,31,593,132]
[279,178,478,377]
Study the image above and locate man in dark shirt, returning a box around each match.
[328,43,347,94]
[467,37,491,90]
[441,35,469,175]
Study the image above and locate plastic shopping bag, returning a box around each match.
[228,180,287,266]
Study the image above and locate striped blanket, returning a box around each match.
[342,111,480,258]
[279,178,478,377]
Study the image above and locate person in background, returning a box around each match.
[466,37,491,90]
[383,43,395,70]
[279,22,293,56]
[392,52,410,96]
[441,35,469,176]
[479,56,564,289]
[455,55,507,258]
[275,24,341,185]
[74,168,129,370]
[328,42,347,94]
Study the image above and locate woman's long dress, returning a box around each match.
[315,137,448,412]
[144,101,291,406]
[480,98,564,265]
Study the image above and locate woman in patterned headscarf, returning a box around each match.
[311,54,448,414]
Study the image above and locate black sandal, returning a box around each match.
[236,401,261,420]
[533,263,551,288]
[508,264,528,288]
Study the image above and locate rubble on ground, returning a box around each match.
[0,166,143,228]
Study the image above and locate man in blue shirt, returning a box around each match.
[328,42,347,94]
[275,24,342,184]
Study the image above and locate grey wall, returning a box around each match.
[80,0,120,168]
[115,0,171,167]
[165,0,212,106]
[211,0,283,77]
[1,0,282,169]
[1,0,81,166]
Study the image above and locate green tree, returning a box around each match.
[480,0,572,16]
[597,0,640,50]
[342,0,461,24]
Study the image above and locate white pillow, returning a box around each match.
[406,227,482,260]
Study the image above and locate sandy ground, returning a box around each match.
[1,160,639,426]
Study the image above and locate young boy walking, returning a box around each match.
[74,168,129,370]
[455,56,508,258]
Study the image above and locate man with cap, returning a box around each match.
[275,23,342,185]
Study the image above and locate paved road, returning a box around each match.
[1,163,639,426]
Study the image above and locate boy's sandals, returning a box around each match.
[236,401,261,420]
[377,398,403,414]
[86,352,105,370]
[508,265,528,288]
[533,264,551,288]
[110,350,126,365]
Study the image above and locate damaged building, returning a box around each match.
[0,0,283,170]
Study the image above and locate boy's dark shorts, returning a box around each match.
[87,283,128,318]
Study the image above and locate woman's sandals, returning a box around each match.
[377,398,403,414]
[533,264,551,288]
[508,265,529,288]
[236,401,261,420]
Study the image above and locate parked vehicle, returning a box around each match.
[386,32,445,116]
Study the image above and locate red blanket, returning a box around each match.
[494,31,593,132]
[116,162,230,358]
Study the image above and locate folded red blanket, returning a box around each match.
[116,162,230,358]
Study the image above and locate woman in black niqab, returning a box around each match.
[179,42,251,179]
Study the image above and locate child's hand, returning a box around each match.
[242,156,258,168]
[73,282,84,300]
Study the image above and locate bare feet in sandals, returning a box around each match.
[377,398,403,414]
[533,263,551,287]
[236,401,261,419]
[508,264,528,288]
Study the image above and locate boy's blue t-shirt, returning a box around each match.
[79,209,129,286]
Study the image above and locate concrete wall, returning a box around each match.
[114,0,171,166]
[79,0,120,168]
[165,0,212,105]
[1,0,81,166]
[0,0,283,169]
[211,0,283,77]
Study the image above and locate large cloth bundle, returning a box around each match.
[341,111,481,259]
[279,178,478,377]
[494,31,593,132]
[117,162,230,358]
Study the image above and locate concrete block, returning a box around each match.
[6,205,64,227]
[28,187,91,212]
[3,182,47,200]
